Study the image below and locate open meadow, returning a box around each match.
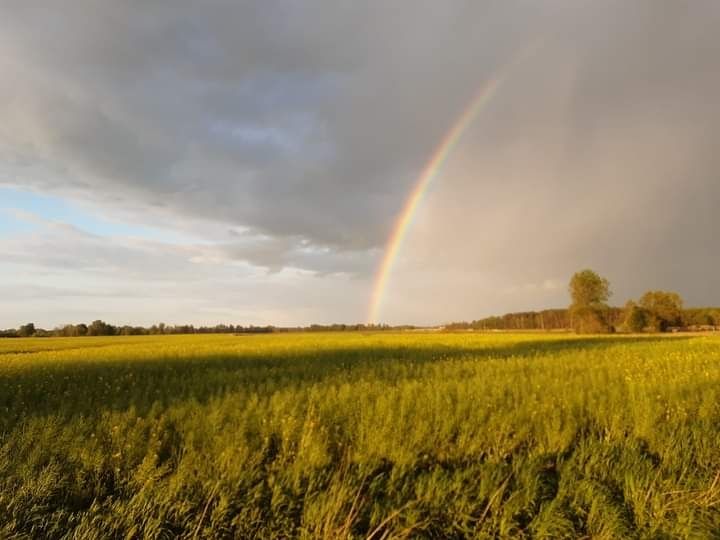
[2,332,720,538]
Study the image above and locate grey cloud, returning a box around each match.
[0,284,147,301]
[1,214,370,280]
[0,1,551,251]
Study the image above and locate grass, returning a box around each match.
[1,332,720,538]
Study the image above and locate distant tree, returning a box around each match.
[18,323,36,337]
[639,291,683,332]
[568,270,612,333]
[570,306,612,333]
[58,324,81,337]
[87,320,115,336]
[684,308,719,327]
[569,270,611,307]
[119,325,144,336]
[622,301,648,333]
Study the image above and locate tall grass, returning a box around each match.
[1,333,719,538]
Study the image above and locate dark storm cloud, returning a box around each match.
[1,0,720,323]
[0,0,554,252]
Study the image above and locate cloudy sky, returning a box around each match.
[1,1,719,328]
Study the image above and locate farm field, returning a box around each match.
[2,332,720,538]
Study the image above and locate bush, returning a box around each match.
[622,302,648,333]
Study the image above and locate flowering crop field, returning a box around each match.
[1,332,720,538]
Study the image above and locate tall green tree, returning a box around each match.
[568,269,612,333]
[639,290,683,331]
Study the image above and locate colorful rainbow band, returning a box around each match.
[367,44,539,324]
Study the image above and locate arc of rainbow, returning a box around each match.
[367,44,539,324]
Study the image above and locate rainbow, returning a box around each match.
[367,46,538,324]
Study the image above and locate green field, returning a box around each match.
[2,332,720,538]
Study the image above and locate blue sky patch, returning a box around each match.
[0,186,188,243]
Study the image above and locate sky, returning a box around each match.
[1,1,720,328]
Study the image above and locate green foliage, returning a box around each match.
[87,320,116,336]
[569,306,612,334]
[17,322,36,337]
[639,291,684,331]
[569,269,611,308]
[622,301,648,333]
[2,333,720,538]
[569,270,612,334]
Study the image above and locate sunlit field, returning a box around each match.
[2,332,720,538]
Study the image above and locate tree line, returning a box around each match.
[0,321,278,338]
[446,308,624,331]
[447,269,719,334]
[0,321,412,338]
